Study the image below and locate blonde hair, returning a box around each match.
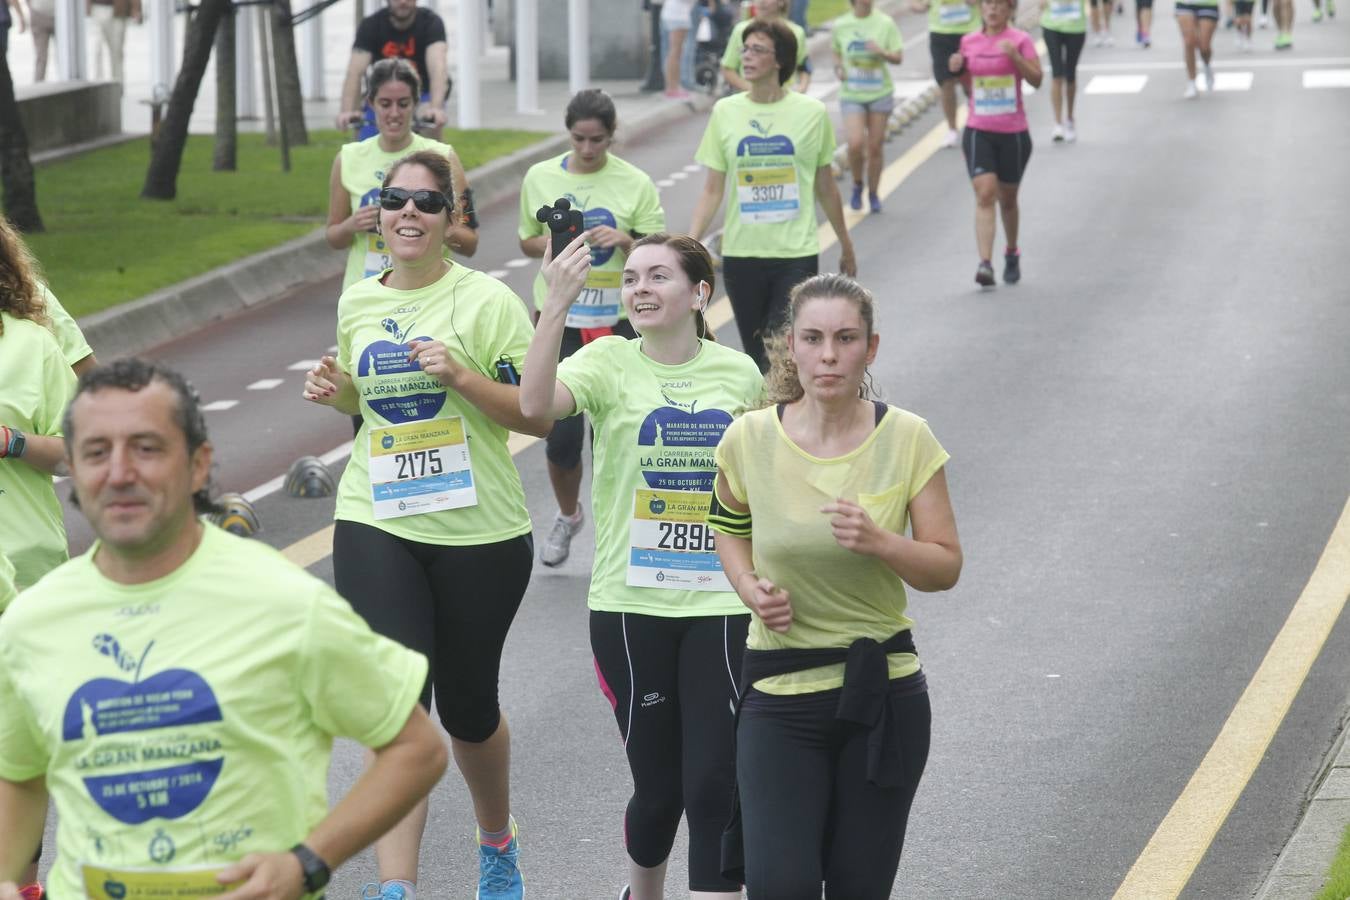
[763,273,877,405]
[0,216,48,337]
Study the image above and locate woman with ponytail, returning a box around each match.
[520,232,761,900]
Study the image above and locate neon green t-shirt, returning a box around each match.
[833,11,904,104]
[1041,0,1088,33]
[42,286,95,367]
[517,152,665,323]
[712,404,949,694]
[557,337,763,617]
[0,525,427,899]
[0,312,76,589]
[338,133,455,290]
[929,0,981,34]
[721,18,810,81]
[336,264,534,546]
[0,552,15,614]
[695,91,836,259]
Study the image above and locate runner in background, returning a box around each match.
[1090,0,1116,44]
[304,150,549,900]
[517,90,665,568]
[1234,0,1253,48]
[0,216,77,900]
[949,0,1041,287]
[521,233,761,900]
[721,0,812,93]
[1135,0,1154,45]
[1041,0,1088,142]
[0,358,447,900]
[1271,0,1293,46]
[690,18,856,370]
[709,274,962,898]
[337,0,450,140]
[832,0,904,213]
[1175,0,1218,95]
[913,0,981,148]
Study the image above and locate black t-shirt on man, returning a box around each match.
[352,7,447,95]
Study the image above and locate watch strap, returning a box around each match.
[289,843,331,892]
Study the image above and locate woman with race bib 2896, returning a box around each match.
[521,233,762,900]
[689,18,856,371]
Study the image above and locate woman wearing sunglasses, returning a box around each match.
[326,57,478,293]
[303,150,550,900]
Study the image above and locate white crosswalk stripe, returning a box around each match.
[1304,69,1350,88]
[1199,72,1255,91]
[1085,74,1150,94]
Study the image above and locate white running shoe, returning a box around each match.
[1183,81,1199,99]
[1203,63,1215,91]
[1258,12,1269,26]
[1065,119,1078,142]
[1091,30,1104,46]
[1102,32,1117,46]
[1052,123,1065,142]
[944,128,959,148]
[540,505,585,567]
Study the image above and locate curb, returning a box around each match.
[1255,718,1350,899]
[75,93,714,361]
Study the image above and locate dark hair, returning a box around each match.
[743,18,798,86]
[764,274,877,405]
[628,233,718,341]
[0,215,48,337]
[365,57,422,106]
[62,358,220,515]
[565,88,618,135]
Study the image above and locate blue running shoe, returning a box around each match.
[360,883,409,900]
[477,820,524,900]
[849,183,863,211]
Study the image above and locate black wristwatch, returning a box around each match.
[290,843,331,893]
[5,428,25,459]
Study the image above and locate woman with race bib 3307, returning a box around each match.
[304,150,550,900]
[690,18,857,371]
[948,0,1041,288]
[520,233,762,900]
[517,89,666,569]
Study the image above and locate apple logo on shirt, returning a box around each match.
[62,635,225,825]
[736,119,795,159]
[357,330,446,424]
[636,398,733,492]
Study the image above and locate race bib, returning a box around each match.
[369,417,477,519]
[82,863,236,899]
[363,231,392,279]
[846,62,885,92]
[973,75,1018,117]
[627,488,731,592]
[939,0,973,25]
[1049,0,1084,19]
[566,269,622,329]
[736,165,801,224]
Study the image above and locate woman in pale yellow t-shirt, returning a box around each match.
[709,273,963,897]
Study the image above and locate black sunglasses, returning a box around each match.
[379,187,454,215]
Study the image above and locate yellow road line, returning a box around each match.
[1113,497,1350,898]
[283,111,961,568]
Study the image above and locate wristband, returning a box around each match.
[0,427,22,460]
[290,843,331,893]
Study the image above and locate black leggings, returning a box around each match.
[590,610,750,892]
[737,677,931,899]
[545,320,638,470]
[1044,28,1087,82]
[721,255,819,371]
[333,520,532,742]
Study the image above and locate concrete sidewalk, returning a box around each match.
[1258,724,1350,898]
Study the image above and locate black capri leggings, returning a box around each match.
[1043,28,1087,81]
[721,255,819,372]
[590,610,750,892]
[545,319,638,470]
[333,520,532,742]
[738,675,931,899]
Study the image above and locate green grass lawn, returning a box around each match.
[25,127,546,319]
[1315,822,1350,900]
[808,0,854,28]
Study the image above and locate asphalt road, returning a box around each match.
[45,6,1350,898]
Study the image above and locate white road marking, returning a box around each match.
[1079,55,1350,71]
[670,171,689,180]
[504,258,533,268]
[487,269,510,278]
[657,178,676,187]
[287,359,321,371]
[1304,68,1350,88]
[892,79,935,100]
[247,378,285,391]
[326,345,338,354]
[201,400,239,412]
[683,163,702,172]
[1199,72,1254,91]
[1085,74,1149,94]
